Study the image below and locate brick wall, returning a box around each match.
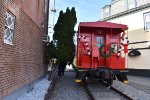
[19,0,45,30]
[0,0,45,99]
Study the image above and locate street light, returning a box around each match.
[48,27,53,29]
[51,8,56,13]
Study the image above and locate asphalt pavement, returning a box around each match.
[127,75,150,94]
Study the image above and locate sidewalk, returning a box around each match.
[17,76,51,100]
[127,75,150,94]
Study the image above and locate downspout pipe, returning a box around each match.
[45,0,50,36]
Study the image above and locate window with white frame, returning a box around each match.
[127,0,136,9]
[104,6,110,18]
[143,11,150,31]
[4,12,15,45]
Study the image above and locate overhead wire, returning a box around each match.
[62,0,112,21]
[49,8,83,28]
[49,0,110,41]
[68,0,111,12]
[62,0,98,16]
[51,0,100,21]
[56,1,97,22]
[50,0,110,24]
[63,0,108,13]
[84,0,111,8]
[49,0,110,30]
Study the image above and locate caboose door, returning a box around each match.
[95,35,106,66]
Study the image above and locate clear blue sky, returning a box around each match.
[48,0,111,41]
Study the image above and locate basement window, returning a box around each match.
[4,12,15,45]
[143,11,150,31]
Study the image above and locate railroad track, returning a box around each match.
[82,81,95,100]
[82,80,133,100]
[110,86,132,100]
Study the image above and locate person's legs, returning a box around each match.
[58,68,61,76]
[61,69,65,76]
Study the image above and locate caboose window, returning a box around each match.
[111,43,118,53]
[96,37,103,47]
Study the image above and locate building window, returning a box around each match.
[4,12,15,45]
[103,5,110,18]
[127,0,136,9]
[143,11,150,31]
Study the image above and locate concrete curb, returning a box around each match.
[44,77,57,100]
[44,65,58,100]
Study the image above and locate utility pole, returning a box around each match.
[51,0,56,26]
[45,0,50,36]
[48,0,56,42]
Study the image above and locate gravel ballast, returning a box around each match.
[50,72,89,100]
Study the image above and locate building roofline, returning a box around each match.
[78,21,128,30]
[101,3,150,21]
[101,4,111,9]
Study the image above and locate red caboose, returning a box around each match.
[75,21,128,85]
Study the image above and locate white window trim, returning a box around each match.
[4,12,15,45]
[127,0,136,10]
[143,11,150,32]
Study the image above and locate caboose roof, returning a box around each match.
[79,21,128,30]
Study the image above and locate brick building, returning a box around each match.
[0,0,50,99]
[101,0,150,77]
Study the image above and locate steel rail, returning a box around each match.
[110,86,133,100]
[83,80,133,100]
[82,81,95,100]
[102,81,133,100]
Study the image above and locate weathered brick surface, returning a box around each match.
[0,0,48,99]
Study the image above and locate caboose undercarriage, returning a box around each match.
[75,67,128,86]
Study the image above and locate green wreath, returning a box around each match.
[99,44,113,58]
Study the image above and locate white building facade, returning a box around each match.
[101,0,150,76]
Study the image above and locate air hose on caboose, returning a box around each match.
[99,44,113,58]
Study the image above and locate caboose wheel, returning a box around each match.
[106,73,113,87]
[82,75,88,83]
[104,69,113,87]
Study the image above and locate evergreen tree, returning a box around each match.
[53,7,77,63]
[45,41,57,65]
[53,11,64,40]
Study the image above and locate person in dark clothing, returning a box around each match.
[58,60,66,76]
